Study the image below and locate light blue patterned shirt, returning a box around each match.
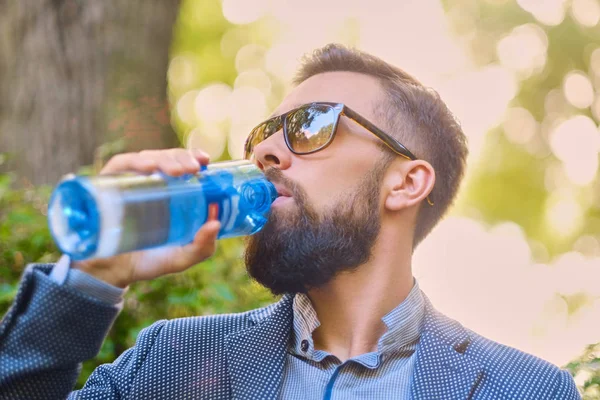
[280,281,425,400]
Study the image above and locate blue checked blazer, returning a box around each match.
[0,265,581,399]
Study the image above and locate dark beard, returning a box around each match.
[244,162,388,295]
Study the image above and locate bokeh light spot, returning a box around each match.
[563,71,594,109]
[168,55,198,92]
[176,90,200,126]
[222,0,269,25]
[234,69,272,97]
[235,44,267,73]
[503,107,538,145]
[545,190,585,238]
[194,83,232,124]
[186,124,226,160]
[571,0,600,27]
[550,115,600,185]
[517,0,568,26]
[497,24,548,79]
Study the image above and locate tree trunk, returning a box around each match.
[0,0,181,185]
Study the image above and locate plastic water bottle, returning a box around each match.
[47,160,278,260]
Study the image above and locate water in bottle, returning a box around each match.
[48,160,278,260]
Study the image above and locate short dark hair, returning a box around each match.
[294,43,469,250]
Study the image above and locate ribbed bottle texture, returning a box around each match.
[47,160,278,260]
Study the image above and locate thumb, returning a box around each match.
[171,221,221,271]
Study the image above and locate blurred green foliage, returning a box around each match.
[444,0,600,257]
[566,342,600,400]
[0,155,56,309]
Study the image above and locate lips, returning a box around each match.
[272,196,292,206]
[273,184,293,198]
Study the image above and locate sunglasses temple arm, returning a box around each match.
[344,108,434,206]
[343,109,416,160]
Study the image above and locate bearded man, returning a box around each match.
[0,44,580,399]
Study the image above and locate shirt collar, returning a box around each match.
[378,279,425,354]
[289,279,425,361]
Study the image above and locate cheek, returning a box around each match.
[301,170,359,210]
[292,144,378,209]
[308,182,336,209]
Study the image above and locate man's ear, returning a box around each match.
[384,160,435,211]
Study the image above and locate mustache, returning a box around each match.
[263,168,303,200]
[261,167,319,224]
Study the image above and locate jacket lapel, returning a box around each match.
[411,296,483,400]
[225,295,293,400]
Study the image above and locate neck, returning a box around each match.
[306,224,414,362]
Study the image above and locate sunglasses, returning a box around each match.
[244,102,433,206]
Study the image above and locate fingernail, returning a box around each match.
[193,149,210,158]
[207,203,219,221]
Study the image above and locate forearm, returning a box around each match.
[0,264,121,399]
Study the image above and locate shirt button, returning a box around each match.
[301,340,309,352]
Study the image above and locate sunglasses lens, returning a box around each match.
[245,117,281,159]
[286,105,336,153]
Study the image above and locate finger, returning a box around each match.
[171,221,221,271]
[172,149,201,173]
[189,148,211,165]
[145,150,187,176]
[207,202,219,221]
[101,153,157,175]
[191,220,221,246]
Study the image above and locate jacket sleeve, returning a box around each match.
[552,369,582,400]
[69,319,167,399]
[0,264,144,399]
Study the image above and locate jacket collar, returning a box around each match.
[225,295,294,400]
[410,295,483,399]
[226,293,483,400]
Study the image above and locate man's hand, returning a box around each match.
[71,148,221,288]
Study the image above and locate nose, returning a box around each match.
[253,131,292,171]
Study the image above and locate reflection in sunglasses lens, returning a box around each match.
[288,105,335,153]
[246,105,336,158]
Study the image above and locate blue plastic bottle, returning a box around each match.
[47,160,278,260]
